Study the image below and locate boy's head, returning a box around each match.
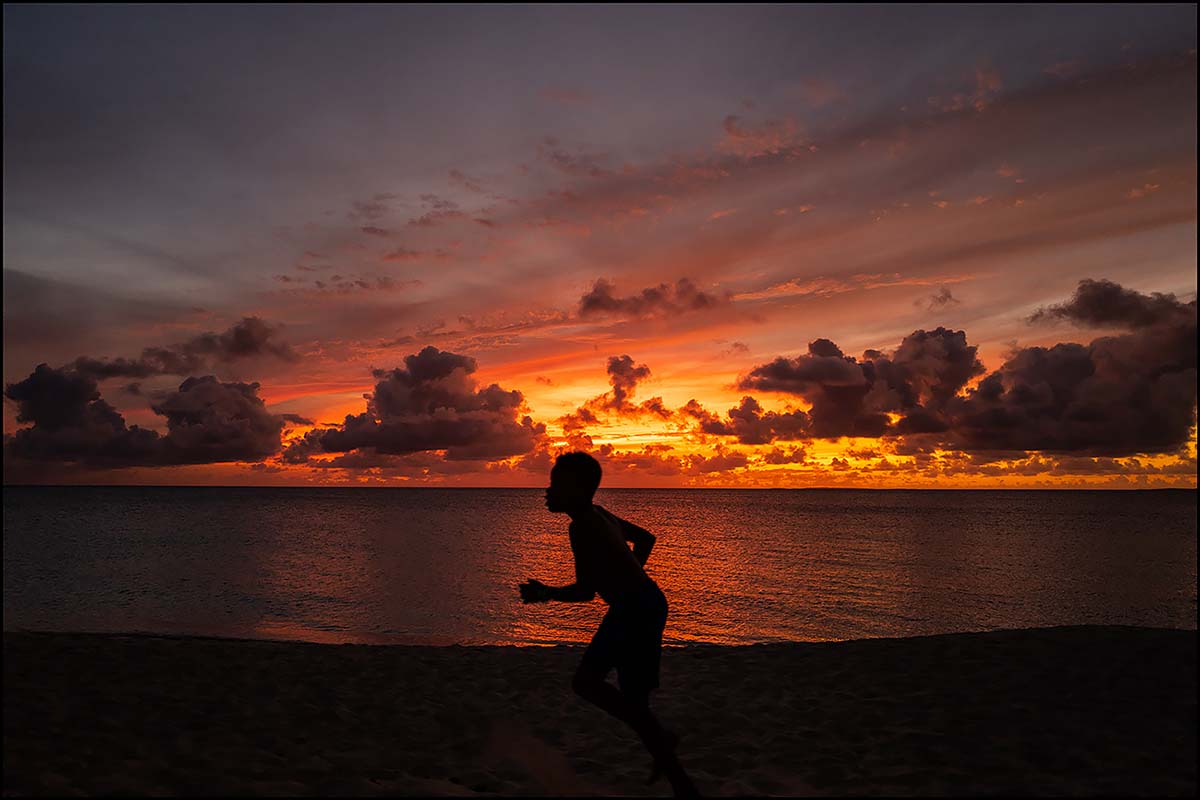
[545,451,602,513]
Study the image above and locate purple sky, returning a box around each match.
[3,5,1196,486]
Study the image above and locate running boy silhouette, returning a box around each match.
[519,452,699,797]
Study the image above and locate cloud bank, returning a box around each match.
[717,281,1197,455]
[4,366,285,468]
[283,346,546,463]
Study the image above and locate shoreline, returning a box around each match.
[5,625,1196,796]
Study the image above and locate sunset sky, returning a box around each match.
[3,5,1196,488]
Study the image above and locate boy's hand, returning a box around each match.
[519,579,552,603]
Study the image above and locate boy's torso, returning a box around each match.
[569,505,652,605]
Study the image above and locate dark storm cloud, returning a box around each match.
[737,341,882,438]
[638,396,673,419]
[560,355,672,432]
[3,365,159,467]
[559,406,601,433]
[68,317,297,381]
[741,341,866,391]
[3,366,286,468]
[736,327,985,438]
[885,328,987,413]
[282,347,546,463]
[948,289,1197,454]
[577,278,731,320]
[605,355,651,409]
[681,397,811,445]
[725,282,1196,454]
[1028,278,1196,329]
[151,377,286,464]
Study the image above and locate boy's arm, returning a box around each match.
[521,577,593,603]
[620,519,656,566]
[549,583,595,602]
[550,525,595,602]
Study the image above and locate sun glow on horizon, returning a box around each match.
[2,6,1196,490]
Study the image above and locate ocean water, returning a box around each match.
[2,487,1196,646]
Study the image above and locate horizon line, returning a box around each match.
[3,483,1194,492]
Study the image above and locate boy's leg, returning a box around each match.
[572,671,640,725]
[573,610,631,721]
[573,593,700,796]
[573,677,697,797]
[573,610,666,742]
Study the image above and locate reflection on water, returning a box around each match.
[3,487,1196,645]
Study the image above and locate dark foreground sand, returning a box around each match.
[4,626,1195,796]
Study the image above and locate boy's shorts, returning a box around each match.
[578,580,668,696]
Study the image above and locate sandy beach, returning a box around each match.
[4,626,1195,796]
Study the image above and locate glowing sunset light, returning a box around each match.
[3,5,1195,489]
